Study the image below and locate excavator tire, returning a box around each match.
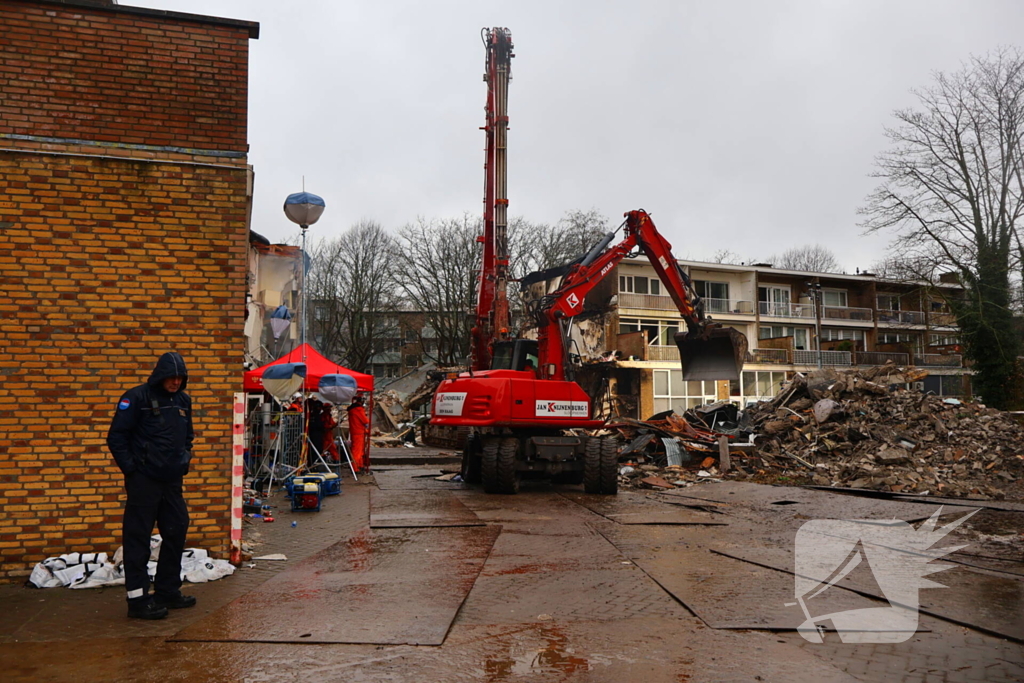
[482,437,519,494]
[461,432,482,484]
[583,436,619,495]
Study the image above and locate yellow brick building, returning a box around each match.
[0,0,259,580]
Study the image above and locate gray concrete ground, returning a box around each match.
[0,448,1021,682]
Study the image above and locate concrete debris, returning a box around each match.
[612,362,1024,500]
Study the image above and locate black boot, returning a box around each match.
[155,593,197,609]
[127,601,169,620]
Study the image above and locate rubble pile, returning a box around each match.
[615,363,1024,499]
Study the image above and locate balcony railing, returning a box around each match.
[749,348,790,364]
[914,354,963,367]
[876,309,926,325]
[929,312,957,327]
[702,298,755,315]
[855,351,910,366]
[618,292,676,310]
[793,350,853,366]
[821,305,873,322]
[647,345,680,361]
[758,302,815,318]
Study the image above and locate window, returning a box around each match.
[929,333,959,346]
[740,371,787,402]
[652,370,720,413]
[620,275,662,295]
[822,289,847,307]
[619,318,678,345]
[759,325,790,339]
[820,328,864,341]
[758,285,791,316]
[876,294,901,311]
[878,332,913,345]
[694,280,729,300]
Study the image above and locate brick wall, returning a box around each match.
[0,0,256,152]
[0,152,250,578]
[0,1,257,580]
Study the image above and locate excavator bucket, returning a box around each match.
[675,327,748,381]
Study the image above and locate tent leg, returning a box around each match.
[338,437,358,481]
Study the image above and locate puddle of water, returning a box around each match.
[482,625,589,679]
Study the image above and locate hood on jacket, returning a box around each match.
[147,352,189,392]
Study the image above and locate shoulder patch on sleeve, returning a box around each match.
[118,399,131,410]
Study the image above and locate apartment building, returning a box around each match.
[613,259,966,419]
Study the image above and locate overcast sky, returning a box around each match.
[132,0,1023,272]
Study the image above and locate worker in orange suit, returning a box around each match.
[322,404,341,463]
[347,394,369,472]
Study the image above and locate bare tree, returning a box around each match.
[511,209,611,277]
[394,214,480,366]
[307,220,400,372]
[707,248,744,265]
[860,48,1024,408]
[768,244,841,273]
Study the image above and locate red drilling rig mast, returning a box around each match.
[471,27,514,372]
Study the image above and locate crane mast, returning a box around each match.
[471,27,514,371]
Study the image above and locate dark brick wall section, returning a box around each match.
[0,0,253,151]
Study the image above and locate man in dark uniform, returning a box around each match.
[107,352,196,620]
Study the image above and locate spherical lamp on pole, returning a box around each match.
[283,191,325,366]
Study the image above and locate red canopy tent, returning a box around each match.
[244,343,375,393]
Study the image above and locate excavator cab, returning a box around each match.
[491,339,539,372]
[675,326,747,381]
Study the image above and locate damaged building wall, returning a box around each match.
[245,243,303,364]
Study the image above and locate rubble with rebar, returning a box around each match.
[613,363,1024,500]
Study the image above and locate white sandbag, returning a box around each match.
[182,556,235,583]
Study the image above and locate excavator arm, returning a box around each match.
[534,209,747,381]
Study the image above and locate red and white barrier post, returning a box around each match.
[229,392,245,565]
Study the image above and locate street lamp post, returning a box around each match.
[283,192,326,365]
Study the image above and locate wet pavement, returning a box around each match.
[1,456,1022,682]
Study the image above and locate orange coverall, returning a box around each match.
[347,403,369,472]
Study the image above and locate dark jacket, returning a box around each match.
[107,352,194,481]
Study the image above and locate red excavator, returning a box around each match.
[429,29,746,494]
[432,210,747,494]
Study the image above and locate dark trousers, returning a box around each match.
[122,472,189,603]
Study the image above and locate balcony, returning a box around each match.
[876,309,926,325]
[855,351,910,366]
[793,350,853,366]
[647,345,680,361]
[821,305,873,322]
[914,354,963,367]
[749,348,789,364]
[618,292,677,311]
[702,298,755,315]
[758,302,815,318]
[929,311,957,327]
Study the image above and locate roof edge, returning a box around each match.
[27,0,260,39]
